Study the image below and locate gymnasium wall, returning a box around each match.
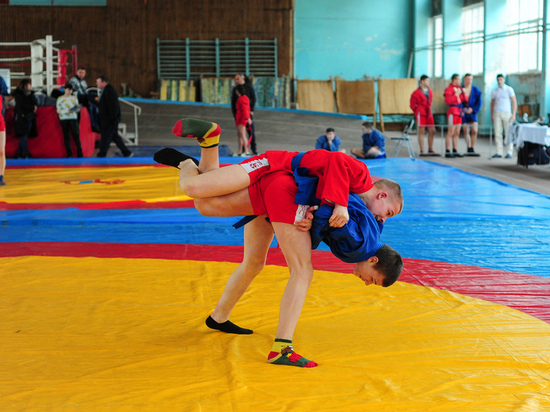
[0,0,293,97]
[294,0,413,80]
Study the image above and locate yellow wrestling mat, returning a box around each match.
[1,256,549,411]
[0,166,186,205]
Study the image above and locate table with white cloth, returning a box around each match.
[505,123,550,148]
[506,123,550,167]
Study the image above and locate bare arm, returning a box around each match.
[510,96,517,122]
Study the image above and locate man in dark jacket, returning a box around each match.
[231,74,258,155]
[13,79,38,158]
[95,75,133,157]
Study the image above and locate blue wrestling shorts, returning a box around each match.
[463,113,478,123]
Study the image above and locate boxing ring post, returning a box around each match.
[0,35,70,94]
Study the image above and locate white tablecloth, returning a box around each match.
[505,123,550,148]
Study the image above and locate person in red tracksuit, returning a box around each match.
[410,75,438,156]
[234,84,251,157]
[443,74,468,158]
[0,94,6,185]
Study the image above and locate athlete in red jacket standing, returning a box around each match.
[443,74,468,158]
[410,75,438,156]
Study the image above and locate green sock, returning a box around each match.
[267,339,318,368]
[172,118,221,148]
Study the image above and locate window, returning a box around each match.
[461,3,484,75]
[428,15,443,78]
[506,0,543,73]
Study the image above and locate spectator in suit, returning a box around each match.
[12,79,37,159]
[95,75,133,158]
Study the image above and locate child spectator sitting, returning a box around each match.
[351,122,386,159]
[56,83,83,158]
[315,127,345,153]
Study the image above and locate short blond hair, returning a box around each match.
[373,178,404,214]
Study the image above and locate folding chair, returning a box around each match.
[390,119,416,160]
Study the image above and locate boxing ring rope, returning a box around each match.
[0,35,76,94]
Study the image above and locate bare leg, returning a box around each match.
[418,127,425,153]
[351,148,366,158]
[0,130,5,184]
[271,222,313,340]
[178,159,251,199]
[194,187,254,217]
[427,126,435,152]
[470,123,478,148]
[236,125,248,155]
[445,125,454,151]
[210,217,274,323]
[266,221,317,368]
[366,147,382,158]
[198,146,219,174]
[452,126,460,151]
[462,124,471,148]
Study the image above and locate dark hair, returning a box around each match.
[362,121,373,129]
[97,75,109,83]
[497,73,505,79]
[236,84,246,95]
[235,73,250,83]
[464,73,472,78]
[326,127,335,133]
[77,67,86,71]
[451,73,460,81]
[420,75,429,81]
[375,245,403,287]
[18,79,31,90]
[64,83,73,90]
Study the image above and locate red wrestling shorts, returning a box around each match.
[416,113,434,127]
[248,171,308,225]
[447,110,463,125]
[0,114,5,132]
[239,151,298,185]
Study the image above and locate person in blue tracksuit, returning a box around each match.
[315,127,343,152]
[351,122,386,159]
[461,73,483,156]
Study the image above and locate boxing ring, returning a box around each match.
[1,156,549,410]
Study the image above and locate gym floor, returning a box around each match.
[1,103,549,411]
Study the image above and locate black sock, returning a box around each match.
[205,315,253,335]
[153,148,199,168]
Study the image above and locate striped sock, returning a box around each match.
[267,339,318,368]
[172,118,221,148]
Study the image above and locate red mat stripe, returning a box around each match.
[4,242,550,324]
